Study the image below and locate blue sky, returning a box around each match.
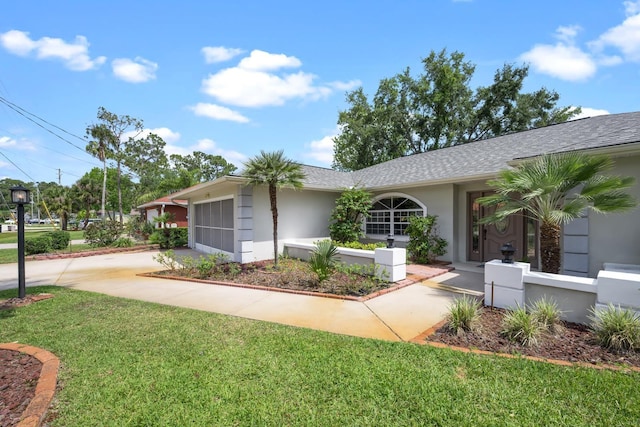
[0,0,638,186]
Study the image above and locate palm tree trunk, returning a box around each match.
[269,184,279,269]
[101,158,107,220]
[540,221,561,273]
[117,159,123,224]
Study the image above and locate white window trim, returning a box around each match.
[365,192,426,241]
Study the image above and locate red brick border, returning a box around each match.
[409,321,640,373]
[27,244,159,261]
[139,268,452,302]
[0,343,59,427]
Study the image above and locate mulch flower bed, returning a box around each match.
[0,349,42,426]
[426,307,640,369]
[151,258,393,299]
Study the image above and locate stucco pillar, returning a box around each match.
[374,248,406,282]
[484,259,529,309]
[595,270,640,316]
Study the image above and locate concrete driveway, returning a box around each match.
[0,249,483,342]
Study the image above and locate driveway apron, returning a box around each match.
[0,250,464,342]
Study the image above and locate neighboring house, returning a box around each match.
[137,196,188,228]
[170,112,640,278]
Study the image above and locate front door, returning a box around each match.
[468,192,525,263]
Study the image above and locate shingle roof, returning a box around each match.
[302,111,640,191]
[298,164,355,190]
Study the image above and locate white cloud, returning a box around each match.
[237,50,302,71]
[202,46,244,63]
[112,57,158,83]
[522,2,640,81]
[591,12,640,61]
[122,127,181,143]
[555,25,582,43]
[0,136,17,148]
[570,107,610,120]
[625,0,640,16]
[520,43,597,81]
[166,138,248,165]
[303,127,340,166]
[0,29,106,71]
[0,135,36,151]
[202,67,324,107]
[201,49,358,107]
[328,80,362,91]
[189,103,249,123]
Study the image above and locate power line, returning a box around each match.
[0,149,36,182]
[0,96,88,153]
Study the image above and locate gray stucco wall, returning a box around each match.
[251,187,338,261]
[587,154,640,277]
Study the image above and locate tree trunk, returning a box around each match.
[269,184,279,269]
[117,159,123,224]
[540,221,561,273]
[101,158,107,220]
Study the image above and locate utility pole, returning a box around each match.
[57,169,62,185]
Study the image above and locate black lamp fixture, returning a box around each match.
[386,234,395,248]
[500,242,516,264]
[10,185,30,299]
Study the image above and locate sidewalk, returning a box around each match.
[0,249,484,342]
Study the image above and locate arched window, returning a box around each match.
[365,194,425,238]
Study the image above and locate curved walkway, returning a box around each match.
[0,249,482,341]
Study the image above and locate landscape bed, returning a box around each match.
[426,306,640,369]
[146,257,395,299]
[1,286,640,426]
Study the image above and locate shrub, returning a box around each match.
[25,235,52,255]
[589,304,640,351]
[150,227,188,249]
[45,230,71,250]
[309,240,339,282]
[328,187,373,243]
[335,241,386,251]
[501,305,543,346]
[153,249,179,272]
[530,297,563,334]
[405,215,448,264]
[113,237,134,248]
[126,216,154,241]
[447,295,482,335]
[84,220,123,247]
[195,253,228,278]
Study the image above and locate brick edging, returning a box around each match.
[139,271,433,302]
[28,244,160,261]
[409,321,640,373]
[0,343,59,427]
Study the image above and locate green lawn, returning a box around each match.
[1,287,639,426]
[0,243,95,264]
[0,230,84,244]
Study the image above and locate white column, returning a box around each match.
[374,248,406,282]
[484,259,530,309]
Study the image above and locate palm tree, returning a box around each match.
[86,124,113,220]
[243,150,305,269]
[478,152,636,273]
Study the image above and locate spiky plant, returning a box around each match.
[478,153,636,273]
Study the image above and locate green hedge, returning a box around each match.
[150,227,188,249]
[25,235,52,255]
[47,230,71,250]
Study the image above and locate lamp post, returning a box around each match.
[10,185,30,299]
[386,234,395,248]
[500,242,516,264]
